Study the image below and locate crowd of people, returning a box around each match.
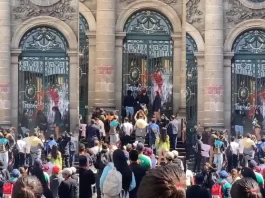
[0,124,78,198]
[80,105,185,198]
[186,124,265,198]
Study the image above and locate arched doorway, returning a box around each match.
[186,33,198,128]
[18,27,69,130]
[122,10,173,117]
[231,29,265,130]
[79,14,89,123]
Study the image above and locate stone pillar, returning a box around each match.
[68,51,79,132]
[115,32,126,113]
[172,34,182,115]
[194,52,204,125]
[87,31,96,120]
[204,0,224,128]
[224,52,234,132]
[0,0,11,126]
[95,0,115,108]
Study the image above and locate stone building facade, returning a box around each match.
[79,0,186,121]
[2,0,79,131]
[186,0,265,132]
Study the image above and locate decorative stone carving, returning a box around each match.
[186,0,203,24]
[30,0,60,6]
[226,0,265,24]
[13,0,75,21]
[120,0,136,2]
[158,0,177,4]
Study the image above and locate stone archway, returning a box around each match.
[11,16,78,130]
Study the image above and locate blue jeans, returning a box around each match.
[214,153,223,171]
[169,134,178,150]
[235,125,244,135]
[125,106,134,117]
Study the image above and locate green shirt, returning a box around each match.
[255,172,264,185]
[138,154,151,169]
[44,172,50,183]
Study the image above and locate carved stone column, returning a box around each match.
[204,0,224,128]
[115,32,126,113]
[95,0,116,108]
[0,0,11,125]
[172,34,182,115]
[194,52,204,125]
[224,52,234,132]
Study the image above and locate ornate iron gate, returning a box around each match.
[123,10,173,117]
[232,29,265,130]
[186,34,198,129]
[18,27,69,130]
[79,14,89,122]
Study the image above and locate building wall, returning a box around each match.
[81,0,186,118]
[9,0,79,131]
[187,0,265,130]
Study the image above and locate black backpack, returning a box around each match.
[94,151,109,170]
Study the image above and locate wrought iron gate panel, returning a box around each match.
[232,29,265,130]
[123,10,173,117]
[18,27,69,130]
[186,34,198,129]
[123,39,173,116]
[79,14,89,121]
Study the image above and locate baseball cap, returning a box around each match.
[136,142,145,152]
[249,160,258,168]
[11,169,20,178]
[52,165,61,174]
[219,170,229,178]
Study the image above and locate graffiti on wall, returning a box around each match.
[0,84,9,93]
[98,65,114,75]
[205,85,223,95]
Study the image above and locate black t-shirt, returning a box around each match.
[79,168,95,198]
[186,185,211,198]
[129,162,147,198]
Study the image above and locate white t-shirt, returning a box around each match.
[23,137,30,154]
[230,141,239,155]
[90,146,101,155]
[17,139,26,153]
[238,138,244,154]
[121,122,133,136]
[186,169,193,186]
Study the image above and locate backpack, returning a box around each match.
[3,181,14,197]
[211,181,227,198]
[119,124,126,137]
[94,151,109,170]
[102,166,122,197]
[0,170,7,187]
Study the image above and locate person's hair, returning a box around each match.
[51,145,59,159]
[241,167,258,183]
[124,117,129,122]
[18,134,22,140]
[102,143,108,150]
[33,132,38,137]
[138,165,186,198]
[79,143,85,152]
[49,135,54,140]
[160,128,167,142]
[0,133,3,138]
[28,166,47,195]
[197,134,202,140]
[239,135,243,139]
[231,136,235,142]
[155,91,160,97]
[129,150,138,162]
[12,176,43,198]
[52,106,59,112]
[113,149,133,192]
[127,90,132,95]
[126,144,132,152]
[261,136,265,142]
[171,115,175,120]
[24,132,29,138]
[91,119,95,125]
[231,177,262,198]
[246,133,251,139]
[151,118,156,123]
